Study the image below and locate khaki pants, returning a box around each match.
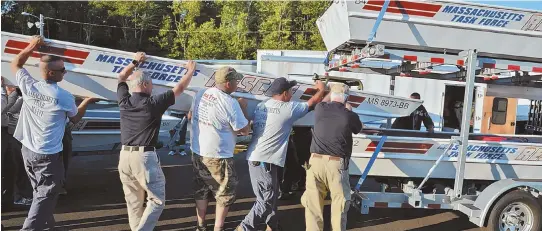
[301,154,350,231]
[118,147,166,231]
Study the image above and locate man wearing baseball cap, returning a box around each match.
[301,83,362,231]
[190,66,251,231]
[237,77,325,231]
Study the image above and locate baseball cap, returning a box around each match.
[214,66,244,84]
[266,77,297,96]
[329,82,349,94]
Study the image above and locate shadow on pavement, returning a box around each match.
[1,151,482,231]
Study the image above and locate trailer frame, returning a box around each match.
[341,46,542,229]
[321,15,542,228]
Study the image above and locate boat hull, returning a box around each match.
[349,134,542,181]
[317,0,542,61]
[1,32,423,125]
[70,110,182,155]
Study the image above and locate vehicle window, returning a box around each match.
[491,98,508,125]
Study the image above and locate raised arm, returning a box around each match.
[236,98,251,136]
[69,98,100,124]
[306,80,326,108]
[118,52,146,83]
[11,36,43,74]
[172,61,196,97]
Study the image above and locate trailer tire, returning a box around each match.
[486,190,542,231]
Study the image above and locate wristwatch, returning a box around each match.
[132,60,139,66]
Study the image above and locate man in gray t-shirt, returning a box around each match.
[237,77,325,231]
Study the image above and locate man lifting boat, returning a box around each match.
[189,67,251,231]
[116,51,196,230]
[236,77,325,231]
[301,83,363,231]
[10,35,97,230]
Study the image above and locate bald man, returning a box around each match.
[10,35,97,230]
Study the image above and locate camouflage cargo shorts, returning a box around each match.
[192,153,238,207]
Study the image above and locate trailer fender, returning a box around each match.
[473,179,542,227]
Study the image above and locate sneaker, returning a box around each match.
[168,150,176,156]
[195,224,207,231]
[180,151,187,156]
[14,197,32,206]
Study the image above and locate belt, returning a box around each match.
[122,145,156,152]
[311,153,342,161]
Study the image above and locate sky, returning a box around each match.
[470,1,542,11]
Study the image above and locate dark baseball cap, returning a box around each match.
[266,77,297,96]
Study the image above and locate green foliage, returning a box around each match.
[218,1,259,60]
[1,0,330,60]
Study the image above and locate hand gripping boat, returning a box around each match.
[1,32,422,126]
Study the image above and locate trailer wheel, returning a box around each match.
[486,190,542,231]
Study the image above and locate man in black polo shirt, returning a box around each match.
[116,52,196,231]
[301,83,362,231]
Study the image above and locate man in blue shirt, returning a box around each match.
[237,77,325,231]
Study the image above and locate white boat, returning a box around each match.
[70,105,182,155]
[348,129,542,181]
[309,0,542,184]
[1,32,422,125]
[317,0,542,62]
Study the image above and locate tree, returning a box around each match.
[2,0,331,60]
[185,19,227,59]
[89,1,165,50]
[217,1,259,60]
[153,1,202,59]
[294,0,329,50]
[257,1,296,50]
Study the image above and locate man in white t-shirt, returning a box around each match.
[10,35,97,230]
[190,66,250,231]
[236,77,325,231]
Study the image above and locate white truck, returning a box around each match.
[310,0,542,230]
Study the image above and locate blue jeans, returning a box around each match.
[239,161,280,231]
[20,146,64,231]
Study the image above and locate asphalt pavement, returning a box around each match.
[1,150,485,231]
